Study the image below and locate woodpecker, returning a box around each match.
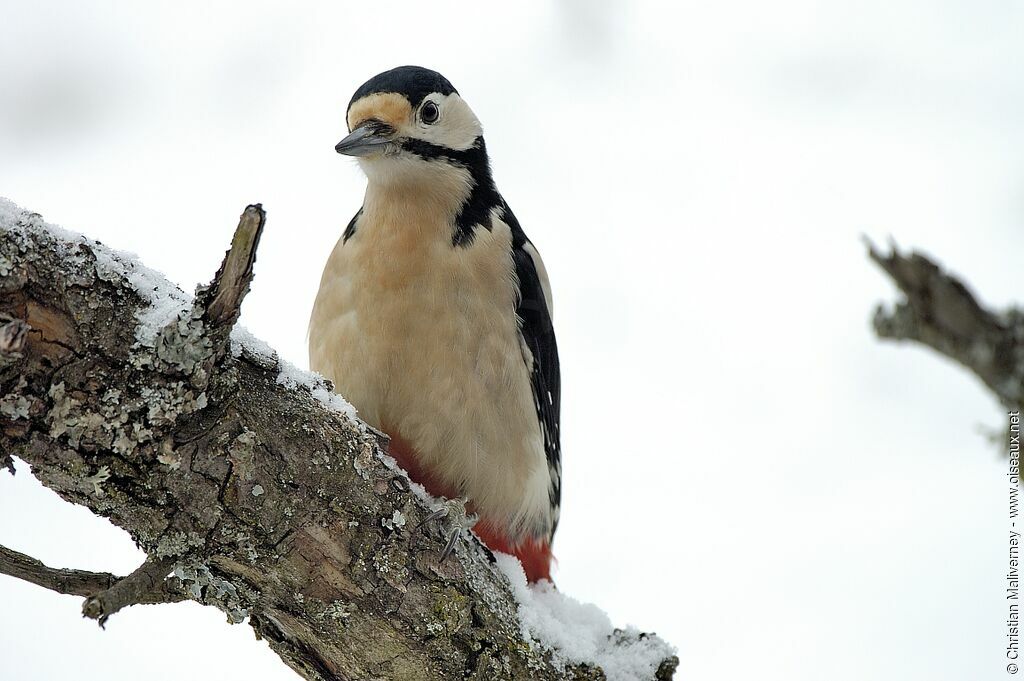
[309,66,561,582]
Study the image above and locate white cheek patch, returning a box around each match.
[411,93,482,151]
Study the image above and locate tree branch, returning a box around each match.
[81,555,181,627]
[867,239,1024,413]
[0,544,186,626]
[0,200,676,681]
[0,543,117,597]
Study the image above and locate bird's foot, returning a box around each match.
[417,497,478,561]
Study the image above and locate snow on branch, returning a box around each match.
[0,198,677,681]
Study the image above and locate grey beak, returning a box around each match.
[335,123,393,157]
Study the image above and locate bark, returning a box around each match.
[0,203,677,681]
[867,239,1024,425]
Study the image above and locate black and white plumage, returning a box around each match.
[503,202,561,538]
[309,66,560,581]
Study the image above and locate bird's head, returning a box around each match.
[337,66,488,190]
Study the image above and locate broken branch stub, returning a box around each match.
[147,204,266,391]
[81,555,181,627]
[196,204,265,344]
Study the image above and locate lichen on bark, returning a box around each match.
[0,200,677,681]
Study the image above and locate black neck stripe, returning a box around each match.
[399,137,502,247]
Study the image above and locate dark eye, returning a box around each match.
[420,101,440,125]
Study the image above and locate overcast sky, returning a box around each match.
[1,2,1022,680]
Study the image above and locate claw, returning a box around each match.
[414,507,450,535]
[413,497,478,562]
[441,527,461,560]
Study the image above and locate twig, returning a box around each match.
[0,544,184,625]
[81,555,182,627]
[0,544,118,596]
[867,238,1024,410]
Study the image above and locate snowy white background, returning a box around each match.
[0,1,1020,679]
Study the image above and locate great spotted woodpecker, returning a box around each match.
[309,66,560,582]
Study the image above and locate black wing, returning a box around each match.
[501,200,561,541]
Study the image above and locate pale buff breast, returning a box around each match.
[309,198,553,540]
